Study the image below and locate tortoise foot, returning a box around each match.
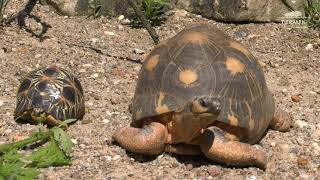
[112,122,167,155]
[269,109,291,132]
[200,126,267,169]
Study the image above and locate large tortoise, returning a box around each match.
[113,24,290,169]
[14,65,85,126]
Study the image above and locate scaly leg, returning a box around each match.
[200,126,267,169]
[113,122,167,155]
[269,109,291,132]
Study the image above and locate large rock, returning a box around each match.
[42,0,89,16]
[43,0,306,22]
[176,0,307,22]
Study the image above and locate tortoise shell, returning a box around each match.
[14,65,85,125]
[132,24,275,143]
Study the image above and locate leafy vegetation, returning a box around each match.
[131,0,170,26]
[0,121,76,180]
[305,0,320,28]
[88,0,102,18]
[0,0,9,24]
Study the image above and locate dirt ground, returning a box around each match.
[0,1,319,180]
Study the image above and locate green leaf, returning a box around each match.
[15,168,39,180]
[2,149,21,163]
[51,127,73,155]
[0,162,24,177]
[27,141,71,168]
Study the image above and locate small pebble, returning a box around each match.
[118,15,125,21]
[121,19,131,25]
[297,155,308,166]
[102,119,109,124]
[291,95,302,102]
[91,38,98,43]
[82,64,93,67]
[175,9,188,17]
[118,25,124,31]
[295,120,309,129]
[42,5,50,12]
[0,100,4,106]
[104,31,115,36]
[207,166,221,176]
[79,144,86,149]
[309,91,317,95]
[105,155,112,161]
[246,176,257,180]
[35,54,42,58]
[305,43,313,51]
[281,89,288,95]
[71,139,78,145]
[186,164,193,171]
[92,73,99,78]
[113,155,121,160]
[259,61,267,68]
[133,48,144,55]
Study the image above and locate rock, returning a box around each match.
[102,119,110,124]
[113,155,121,160]
[104,31,115,36]
[118,25,124,31]
[291,95,302,102]
[120,18,131,25]
[305,44,313,51]
[133,48,145,55]
[281,89,288,95]
[118,15,125,21]
[234,29,249,39]
[297,155,309,166]
[175,9,188,17]
[71,139,78,145]
[207,166,221,176]
[175,0,306,22]
[43,0,89,16]
[246,176,257,180]
[295,120,309,129]
[0,100,3,106]
[186,164,193,171]
[259,61,267,68]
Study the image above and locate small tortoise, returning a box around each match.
[14,65,85,126]
[113,24,291,169]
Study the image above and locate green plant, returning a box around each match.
[132,0,170,26]
[88,0,102,18]
[0,120,76,180]
[0,0,9,24]
[305,0,320,28]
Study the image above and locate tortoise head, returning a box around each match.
[175,96,221,130]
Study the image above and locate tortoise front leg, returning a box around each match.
[112,122,167,155]
[269,109,291,132]
[200,126,267,169]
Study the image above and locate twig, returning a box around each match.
[125,0,160,45]
[58,41,143,64]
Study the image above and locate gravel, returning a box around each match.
[0,1,319,179]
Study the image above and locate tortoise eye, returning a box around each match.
[198,98,208,107]
[18,79,31,93]
[63,86,76,104]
